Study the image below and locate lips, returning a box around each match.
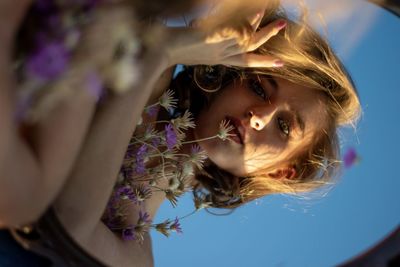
[225,116,245,145]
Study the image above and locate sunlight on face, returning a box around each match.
[194,75,328,176]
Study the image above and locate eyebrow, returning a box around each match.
[293,109,306,137]
[264,75,279,91]
[262,75,306,138]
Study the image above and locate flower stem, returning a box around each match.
[181,135,219,144]
[179,210,197,220]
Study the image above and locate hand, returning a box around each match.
[163,15,286,68]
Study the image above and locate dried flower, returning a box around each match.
[165,124,178,150]
[145,105,159,117]
[194,196,212,210]
[171,110,195,133]
[155,219,172,237]
[165,190,180,208]
[159,89,177,111]
[143,126,157,140]
[217,119,234,141]
[115,185,136,202]
[177,176,190,194]
[169,217,182,234]
[168,176,180,191]
[121,163,134,180]
[151,136,161,147]
[138,211,152,225]
[26,41,70,81]
[343,147,359,168]
[133,184,152,204]
[122,225,136,241]
[163,149,178,160]
[135,162,146,175]
[135,144,147,174]
[182,161,195,177]
[189,145,208,169]
[122,211,152,242]
[122,211,151,243]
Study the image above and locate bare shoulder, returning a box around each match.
[82,222,154,267]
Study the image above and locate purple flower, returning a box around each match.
[136,144,147,157]
[135,145,147,174]
[191,144,201,154]
[343,147,358,168]
[121,165,133,179]
[26,41,70,81]
[133,185,152,204]
[122,226,136,241]
[151,137,161,147]
[138,211,152,225]
[124,143,136,159]
[115,185,136,202]
[135,161,146,175]
[145,106,158,117]
[170,217,182,234]
[165,124,177,150]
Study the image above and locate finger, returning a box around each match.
[224,53,284,68]
[223,43,245,57]
[248,20,287,51]
[249,10,265,31]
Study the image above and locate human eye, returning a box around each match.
[248,78,268,101]
[277,117,290,137]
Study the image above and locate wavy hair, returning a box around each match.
[171,3,361,209]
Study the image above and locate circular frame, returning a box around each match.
[338,1,400,266]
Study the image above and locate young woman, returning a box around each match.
[48,2,361,267]
[1,0,361,266]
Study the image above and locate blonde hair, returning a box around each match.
[178,4,362,208]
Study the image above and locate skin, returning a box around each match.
[0,0,98,227]
[0,2,316,266]
[194,75,328,176]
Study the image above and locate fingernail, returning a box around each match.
[273,60,284,67]
[276,20,287,30]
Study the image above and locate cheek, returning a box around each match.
[194,107,218,139]
[242,131,289,172]
[194,93,234,137]
[243,143,280,170]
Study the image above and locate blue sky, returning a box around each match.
[152,2,400,267]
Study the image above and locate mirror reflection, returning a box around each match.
[0,0,398,266]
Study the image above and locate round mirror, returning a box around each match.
[3,1,399,266]
[152,1,400,266]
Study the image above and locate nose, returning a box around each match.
[247,107,275,131]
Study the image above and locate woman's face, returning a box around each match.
[194,74,328,176]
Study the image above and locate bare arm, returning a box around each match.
[52,11,286,263]
[0,1,98,227]
[84,222,154,267]
[53,49,170,241]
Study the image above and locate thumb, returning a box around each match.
[224,53,284,68]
